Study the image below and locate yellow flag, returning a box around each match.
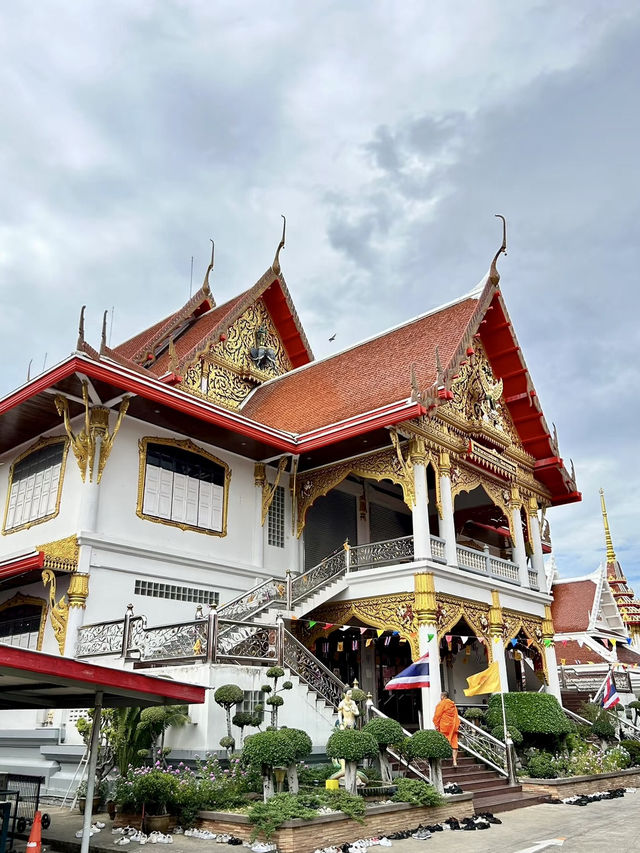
[376,629,384,638]
[463,661,501,696]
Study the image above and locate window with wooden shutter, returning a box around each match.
[3,438,68,534]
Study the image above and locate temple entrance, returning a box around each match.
[505,630,545,692]
[313,624,418,729]
[439,618,492,707]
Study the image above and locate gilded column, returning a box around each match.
[253,464,266,569]
[509,488,529,588]
[542,604,561,700]
[489,590,509,693]
[438,453,457,566]
[414,572,441,727]
[528,497,546,592]
[410,438,431,560]
[65,574,89,657]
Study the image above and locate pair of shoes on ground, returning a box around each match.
[75,823,106,838]
[251,843,277,853]
[185,829,216,839]
[411,828,431,840]
[115,838,131,846]
[148,831,173,844]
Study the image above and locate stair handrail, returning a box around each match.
[290,545,348,606]
[457,716,508,777]
[562,707,593,727]
[217,576,287,622]
[608,709,640,742]
[282,628,346,708]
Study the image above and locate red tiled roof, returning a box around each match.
[554,640,607,665]
[242,296,479,433]
[551,580,597,633]
[615,645,640,665]
[116,315,172,361]
[148,294,247,376]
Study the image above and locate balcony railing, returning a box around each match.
[456,543,520,584]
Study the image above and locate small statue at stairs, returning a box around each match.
[338,689,360,729]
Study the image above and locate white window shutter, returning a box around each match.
[210,484,224,532]
[143,464,160,516]
[171,472,188,522]
[185,477,199,525]
[198,480,212,528]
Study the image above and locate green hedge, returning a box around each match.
[487,693,571,736]
[405,730,452,761]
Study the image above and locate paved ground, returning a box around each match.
[18,792,640,853]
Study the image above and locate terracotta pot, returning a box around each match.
[142,814,171,834]
[78,796,101,815]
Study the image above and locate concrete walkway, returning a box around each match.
[18,792,640,853]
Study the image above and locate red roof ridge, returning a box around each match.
[245,279,488,396]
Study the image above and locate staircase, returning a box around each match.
[442,756,548,814]
[561,690,592,715]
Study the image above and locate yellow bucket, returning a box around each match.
[325,778,339,790]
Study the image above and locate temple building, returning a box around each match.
[552,490,640,711]
[0,228,581,786]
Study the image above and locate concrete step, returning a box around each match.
[473,790,549,814]
[443,768,499,782]
[459,778,510,793]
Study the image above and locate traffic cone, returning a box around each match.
[26,811,42,853]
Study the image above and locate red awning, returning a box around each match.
[0,550,45,583]
[0,643,205,710]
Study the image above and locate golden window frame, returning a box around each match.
[2,436,70,535]
[136,436,231,537]
[0,592,48,650]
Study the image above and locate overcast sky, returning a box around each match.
[1,2,638,585]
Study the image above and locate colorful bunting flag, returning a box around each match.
[427,633,435,642]
[377,629,384,638]
[460,635,469,645]
[366,638,373,647]
[360,627,367,635]
[510,639,517,647]
[308,620,317,628]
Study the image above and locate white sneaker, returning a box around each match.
[96,822,106,829]
[115,838,132,846]
[91,825,102,833]
[379,840,392,848]
[113,828,125,834]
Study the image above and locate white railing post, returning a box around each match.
[207,605,218,664]
[276,614,285,666]
[120,604,133,659]
[344,539,351,572]
[286,569,292,610]
[483,543,491,575]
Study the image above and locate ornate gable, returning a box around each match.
[181,297,293,409]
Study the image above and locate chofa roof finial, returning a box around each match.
[100,310,108,354]
[489,214,507,285]
[77,305,86,350]
[272,215,286,275]
[202,238,215,295]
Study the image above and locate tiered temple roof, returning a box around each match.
[600,489,640,630]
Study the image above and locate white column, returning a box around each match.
[438,454,457,566]
[253,464,266,570]
[418,620,441,728]
[545,645,562,701]
[510,490,529,588]
[64,574,90,657]
[528,498,546,592]
[412,460,431,560]
[78,434,102,532]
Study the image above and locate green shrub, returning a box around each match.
[392,778,444,807]
[578,702,616,739]
[320,789,365,822]
[242,730,296,771]
[463,707,486,723]
[297,763,337,786]
[326,729,379,762]
[620,739,640,765]
[486,693,571,751]
[247,790,365,840]
[131,770,178,815]
[214,684,245,707]
[278,728,312,761]
[362,718,406,749]
[491,725,523,745]
[405,730,452,761]
[527,752,557,779]
[219,735,235,751]
[567,744,630,776]
[266,695,284,707]
[266,666,285,680]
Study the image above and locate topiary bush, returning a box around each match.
[486,693,572,752]
[491,725,523,745]
[215,684,245,751]
[463,707,486,723]
[243,730,297,800]
[392,778,444,807]
[326,729,378,795]
[578,702,616,739]
[277,728,313,793]
[527,752,557,779]
[405,730,452,761]
[363,717,407,783]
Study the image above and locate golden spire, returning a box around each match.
[599,488,617,564]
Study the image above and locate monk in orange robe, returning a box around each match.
[433,691,460,766]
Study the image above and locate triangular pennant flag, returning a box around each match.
[366,638,373,647]
[290,615,298,620]
[526,639,533,647]
[360,627,367,635]
[392,631,399,636]
[308,620,317,628]
[445,634,453,643]
[460,635,469,645]
[560,658,566,666]
[340,625,350,632]
[577,639,584,647]
[324,623,334,630]
[427,633,435,642]
[611,639,617,646]
[562,640,567,646]
[627,637,633,645]
[377,629,384,638]
[510,639,517,647]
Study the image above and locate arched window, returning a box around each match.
[137,438,231,536]
[3,437,69,534]
[0,595,47,649]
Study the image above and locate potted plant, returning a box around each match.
[132,769,178,834]
[76,779,102,815]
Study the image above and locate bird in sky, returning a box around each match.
[329,333,336,342]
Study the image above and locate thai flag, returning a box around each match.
[385,652,430,690]
[601,672,620,709]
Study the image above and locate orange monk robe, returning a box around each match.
[432,698,460,749]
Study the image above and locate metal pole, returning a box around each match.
[121,604,133,659]
[286,570,292,610]
[500,689,518,786]
[80,691,103,853]
[276,615,284,666]
[207,605,218,665]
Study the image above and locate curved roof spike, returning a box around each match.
[599,488,617,564]
[27,358,32,382]
[100,310,108,354]
[77,305,86,350]
[272,214,286,275]
[489,214,507,285]
[202,238,215,296]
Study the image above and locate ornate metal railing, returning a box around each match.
[349,536,414,571]
[291,547,348,604]
[76,618,126,657]
[614,713,640,742]
[282,629,345,708]
[134,618,209,662]
[457,716,508,776]
[217,577,287,622]
[217,621,279,665]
